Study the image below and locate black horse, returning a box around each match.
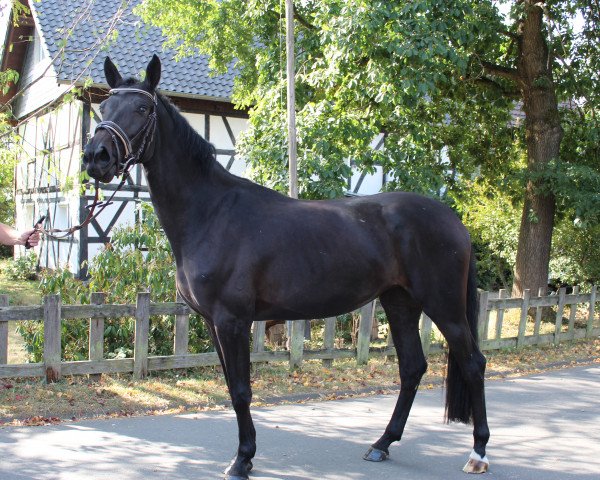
[83,56,490,478]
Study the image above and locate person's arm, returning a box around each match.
[0,223,39,247]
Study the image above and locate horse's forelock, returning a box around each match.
[122,77,140,87]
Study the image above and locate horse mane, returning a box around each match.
[118,76,277,193]
[154,88,273,192]
[156,91,218,175]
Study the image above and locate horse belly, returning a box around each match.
[254,247,396,320]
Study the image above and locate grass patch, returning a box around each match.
[0,337,598,427]
[0,258,42,364]
[0,258,42,306]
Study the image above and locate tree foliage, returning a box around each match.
[137,0,599,287]
[138,0,514,198]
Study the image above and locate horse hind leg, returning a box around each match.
[443,327,490,474]
[426,295,490,474]
[364,286,426,462]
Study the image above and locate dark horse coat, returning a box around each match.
[83,55,490,479]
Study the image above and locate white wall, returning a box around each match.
[14,100,83,272]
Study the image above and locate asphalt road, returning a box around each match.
[0,364,599,480]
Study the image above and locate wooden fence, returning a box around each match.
[0,286,598,382]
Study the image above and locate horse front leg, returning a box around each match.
[213,316,256,480]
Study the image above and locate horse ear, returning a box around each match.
[104,57,122,88]
[145,54,161,91]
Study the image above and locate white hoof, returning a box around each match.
[462,450,489,474]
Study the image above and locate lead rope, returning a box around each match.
[35,171,129,241]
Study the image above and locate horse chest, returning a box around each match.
[175,257,253,316]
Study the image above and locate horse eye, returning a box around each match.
[138,105,148,114]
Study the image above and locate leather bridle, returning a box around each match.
[95,87,158,176]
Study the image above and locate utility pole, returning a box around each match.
[285,0,298,199]
[285,1,311,343]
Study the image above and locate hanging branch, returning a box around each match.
[293,4,316,31]
[465,75,522,99]
[480,61,522,84]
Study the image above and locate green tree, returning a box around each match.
[136,0,599,292]
[0,114,16,225]
[0,108,19,258]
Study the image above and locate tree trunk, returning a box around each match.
[512,1,563,298]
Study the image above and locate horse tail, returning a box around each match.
[445,247,478,424]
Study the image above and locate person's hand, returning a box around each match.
[17,229,40,247]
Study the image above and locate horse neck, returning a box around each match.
[142,99,236,245]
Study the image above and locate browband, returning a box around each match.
[109,87,157,104]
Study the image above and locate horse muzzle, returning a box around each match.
[83,140,118,183]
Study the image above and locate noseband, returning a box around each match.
[95,87,158,176]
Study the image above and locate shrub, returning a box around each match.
[20,203,212,362]
[4,251,38,280]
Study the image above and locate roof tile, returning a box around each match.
[32,0,235,100]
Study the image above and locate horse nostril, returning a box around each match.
[94,145,110,164]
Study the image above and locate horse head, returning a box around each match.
[82,55,161,183]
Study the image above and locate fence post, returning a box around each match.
[356,302,374,365]
[385,321,396,362]
[533,286,546,339]
[0,295,8,365]
[567,286,579,339]
[44,294,61,383]
[477,290,489,348]
[322,317,336,367]
[252,321,266,354]
[89,292,106,382]
[134,292,150,379]
[289,320,305,369]
[174,292,189,356]
[587,286,597,338]
[370,300,379,341]
[494,289,507,339]
[517,289,530,348]
[420,313,433,357]
[554,288,567,346]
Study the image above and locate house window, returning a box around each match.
[24,204,34,230]
[54,203,69,230]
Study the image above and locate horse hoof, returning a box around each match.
[224,460,252,479]
[363,447,389,462]
[462,450,489,474]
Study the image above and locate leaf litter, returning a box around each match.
[0,338,598,427]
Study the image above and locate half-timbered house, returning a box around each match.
[2,0,385,277]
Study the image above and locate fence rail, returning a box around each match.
[0,286,598,382]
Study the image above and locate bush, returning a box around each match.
[550,219,600,287]
[4,252,38,280]
[21,203,212,362]
[460,183,519,291]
